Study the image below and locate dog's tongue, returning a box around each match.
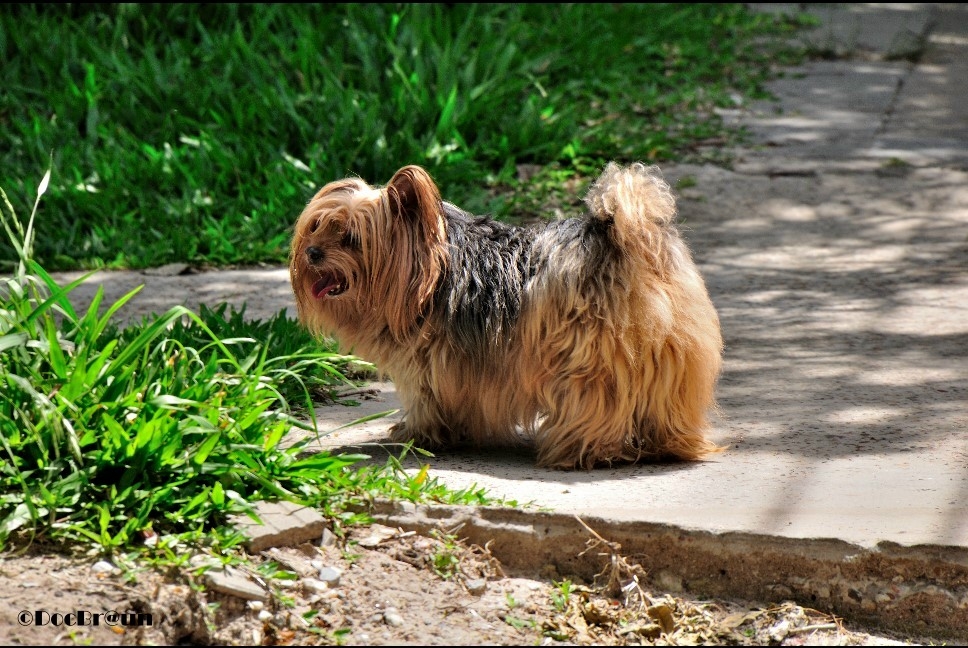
[311,274,343,299]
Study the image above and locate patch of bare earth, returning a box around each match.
[0,521,923,646]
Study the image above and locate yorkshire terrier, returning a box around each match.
[290,162,723,469]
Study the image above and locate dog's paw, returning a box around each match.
[389,420,459,449]
[388,421,412,443]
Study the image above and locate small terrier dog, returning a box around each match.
[290,162,723,469]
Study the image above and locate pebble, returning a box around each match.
[320,527,339,547]
[307,590,338,604]
[318,566,342,586]
[465,578,487,596]
[91,560,116,574]
[384,609,404,627]
[302,578,329,594]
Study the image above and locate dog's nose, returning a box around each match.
[306,246,324,264]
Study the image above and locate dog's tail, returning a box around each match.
[583,162,679,262]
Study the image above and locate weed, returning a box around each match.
[504,615,535,630]
[255,561,298,582]
[275,593,297,609]
[330,627,353,645]
[341,551,363,566]
[551,579,575,612]
[428,528,462,580]
[66,631,93,646]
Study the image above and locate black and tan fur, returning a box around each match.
[290,162,723,469]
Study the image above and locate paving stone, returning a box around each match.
[230,500,327,552]
[204,569,267,602]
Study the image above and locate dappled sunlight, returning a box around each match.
[681,156,968,547]
[680,163,968,473]
[860,366,964,386]
[765,201,817,223]
[822,405,910,425]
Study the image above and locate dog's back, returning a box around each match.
[517,163,724,467]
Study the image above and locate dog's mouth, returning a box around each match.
[311,271,348,299]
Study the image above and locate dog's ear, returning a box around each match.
[387,165,441,225]
[379,166,448,340]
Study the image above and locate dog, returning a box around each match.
[289,162,723,469]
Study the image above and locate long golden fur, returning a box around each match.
[290,162,723,469]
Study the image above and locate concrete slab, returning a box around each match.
[229,500,329,553]
[754,3,937,60]
[877,5,968,167]
[736,61,908,154]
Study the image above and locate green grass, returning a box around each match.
[0,171,499,556]
[0,3,808,271]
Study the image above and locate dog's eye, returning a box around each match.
[341,230,360,250]
[309,218,321,234]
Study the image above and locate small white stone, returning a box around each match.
[318,566,342,586]
[91,560,116,574]
[302,578,329,594]
[465,578,487,596]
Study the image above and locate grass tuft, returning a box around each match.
[0,170,500,555]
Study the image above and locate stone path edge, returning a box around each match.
[363,499,968,641]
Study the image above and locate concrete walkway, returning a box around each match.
[50,4,968,640]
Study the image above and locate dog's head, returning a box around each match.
[289,165,448,344]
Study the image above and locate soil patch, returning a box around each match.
[0,522,924,646]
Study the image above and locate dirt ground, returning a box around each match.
[0,521,927,647]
